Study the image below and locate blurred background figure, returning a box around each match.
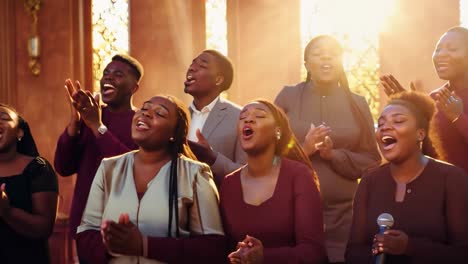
[275,35,381,263]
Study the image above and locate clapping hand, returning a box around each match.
[303,123,331,156]
[315,135,335,160]
[101,213,143,256]
[64,79,103,135]
[190,129,217,165]
[228,235,264,264]
[434,84,463,122]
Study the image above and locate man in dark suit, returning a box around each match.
[184,50,246,186]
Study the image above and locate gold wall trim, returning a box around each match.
[0,0,17,105]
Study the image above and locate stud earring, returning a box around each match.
[169,137,175,142]
[276,131,281,140]
[18,137,22,142]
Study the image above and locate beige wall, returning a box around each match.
[379,0,460,97]
[227,0,302,105]
[130,0,206,107]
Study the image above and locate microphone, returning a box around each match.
[375,213,394,264]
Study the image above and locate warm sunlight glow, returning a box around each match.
[301,0,396,120]
[461,0,468,27]
[92,0,129,91]
[205,0,228,56]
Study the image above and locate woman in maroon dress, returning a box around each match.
[346,91,468,264]
[220,99,326,264]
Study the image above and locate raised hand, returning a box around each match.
[64,79,81,136]
[380,74,417,96]
[65,79,104,136]
[434,84,463,122]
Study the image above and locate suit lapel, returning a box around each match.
[202,98,228,139]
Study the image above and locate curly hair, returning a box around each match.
[387,91,443,159]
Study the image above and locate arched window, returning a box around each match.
[206,0,228,55]
[461,0,468,27]
[92,0,129,90]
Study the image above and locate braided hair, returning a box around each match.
[162,96,196,238]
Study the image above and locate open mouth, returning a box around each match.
[102,83,116,95]
[435,62,450,71]
[321,64,332,72]
[184,74,196,86]
[242,126,254,139]
[136,120,149,130]
[381,135,397,150]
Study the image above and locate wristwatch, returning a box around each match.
[97,124,108,135]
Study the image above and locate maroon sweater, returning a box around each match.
[54,107,137,237]
[220,158,327,264]
[346,158,468,264]
[430,86,468,173]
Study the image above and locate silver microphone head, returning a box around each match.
[377,213,394,228]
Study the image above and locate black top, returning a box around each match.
[0,157,58,264]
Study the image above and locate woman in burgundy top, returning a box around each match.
[346,92,468,264]
[220,99,326,264]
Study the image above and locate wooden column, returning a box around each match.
[0,0,17,105]
[227,0,302,105]
[379,0,460,97]
[130,0,206,106]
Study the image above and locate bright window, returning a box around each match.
[92,0,129,90]
[301,0,395,119]
[205,0,228,55]
[461,0,468,27]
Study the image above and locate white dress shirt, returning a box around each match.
[188,96,220,141]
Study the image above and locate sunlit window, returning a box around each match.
[461,0,468,27]
[205,0,228,55]
[301,0,395,120]
[92,0,129,90]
